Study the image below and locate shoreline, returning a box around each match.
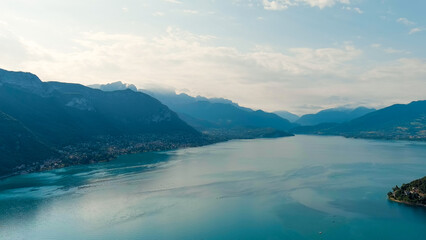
[0,140,213,181]
[293,133,426,143]
[0,134,293,180]
[388,197,426,208]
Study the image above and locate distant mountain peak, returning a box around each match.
[88,81,138,92]
[293,100,426,141]
[144,89,296,131]
[296,106,376,126]
[0,68,43,89]
[273,111,299,122]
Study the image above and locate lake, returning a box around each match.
[1,135,425,239]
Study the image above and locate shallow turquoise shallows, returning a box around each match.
[1,135,426,240]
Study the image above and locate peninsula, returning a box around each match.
[388,176,426,207]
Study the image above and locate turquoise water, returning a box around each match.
[0,135,425,239]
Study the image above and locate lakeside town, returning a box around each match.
[9,133,211,177]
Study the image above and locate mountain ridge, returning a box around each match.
[273,111,299,122]
[140,90,296,132]
[296,107,376,126]
[0,68,203,176]
[89,82,296,133]
[293,100,426,141]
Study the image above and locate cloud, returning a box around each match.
[0,28,31,68]
[397,17,415,26]
[262,0,293,10]
[262,0,350,10]
[0,27,424,114]
[249,45,361,77]
[164,0,182,4]
[0,28,361,112]
[182,9,199,14]
[353,7,363,14]
[370,44,410,54]
[343,6,363,14]
[153,12,165,17]
[383,48,410,54]
[409,27,424,35]
[396,18,424,35]
[360,58,426,104]
[302,0,350,9]
[361,58,426,90]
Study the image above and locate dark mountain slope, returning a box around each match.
[88,84,295,132]
[0,111,56,175]
[142,91,295,131]
[274,111,299,122]
[293,101,426,141]
[0,68,200,176]
[296,107,375,126]
[0,69,198,146]
[334,101,426,140]
[89,83,295,139]
[173,100,294,131]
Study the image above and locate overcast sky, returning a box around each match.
[0,0,425,114]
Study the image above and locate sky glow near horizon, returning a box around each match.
[0,0,425,114]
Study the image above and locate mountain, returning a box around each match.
[334,101,426,140]
[296,107,376,126]
[0,111,56,175]
[0,68,200,176]
[274,111,299,122]
[143,91,296,132]
[139,90,249,111]
[88,81,137,92]
[294,101,426,141]
[88,83,295,133]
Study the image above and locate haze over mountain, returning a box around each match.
[89,82,295,132]
[296,107,376,126]
[273,111,300,122]
[89,81,138,92]
[147,91,296,131]
[0,68,200,175]
[293,101,426,141]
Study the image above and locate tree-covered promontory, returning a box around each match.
[388,176,426,207]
